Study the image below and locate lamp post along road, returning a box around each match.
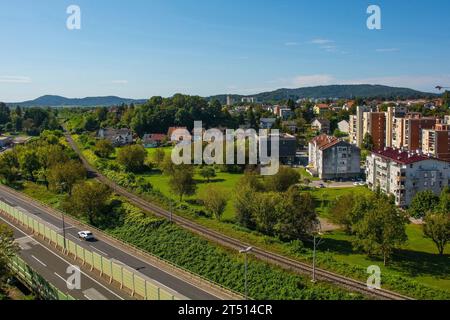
[239,246,252,300]
[311,233,323,283]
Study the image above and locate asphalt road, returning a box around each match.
[0,214,128,300]
[0,185,220,300]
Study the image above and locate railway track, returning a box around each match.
[65,133,413,300]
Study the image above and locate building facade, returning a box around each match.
[422,121,450,161]
[309,135,361,180]
[366,148,450,207]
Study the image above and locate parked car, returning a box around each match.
[78,231,95,241]
[317,183,325,188]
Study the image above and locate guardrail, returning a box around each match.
[0,200,180,300]
[9,255,75,300]
[0,183,243,300]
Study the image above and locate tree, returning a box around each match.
[423,212,449,255]
[352,197,408,266]
[362,133,374,151]
[62,181,111,225]
[265,166,300,192]
[0,152,20,185]
[201,186,228,221]
[329,194,356,233]
[274,186,318,240]
[18,150,40,182]
[0,223,19,292]
[48,160,86,194]
[252,192,282,236]
[408,190,440,219]
[169,166,197,201]
[438,187,450,214]
[0,103,10,125]
[234,183,257,229]
[161,153,176,175]
[94,139,114,158]
[200,166,216,183]
[117,145,147,172]
[152,148,166,168]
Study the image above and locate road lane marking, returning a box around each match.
[1,187,215,299]
[54,272,69,285]
[84,294,92,300]
[31,255,47,267]
[0,215,125,300]
[89,246,109,256]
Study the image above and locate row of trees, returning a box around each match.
[0,223,18,299]
[0,103,60,135]
[0,131,86,192]
[234,170,318,241]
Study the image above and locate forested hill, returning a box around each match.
[210,84,437,103]
[7,95,147,107]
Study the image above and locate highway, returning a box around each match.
[0,184,226,300]
[0,212,128,300]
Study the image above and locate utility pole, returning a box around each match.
[311,232,323,283]
[239,246,252,300]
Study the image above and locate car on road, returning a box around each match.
[317,183,325,188]
[78,231,95,241]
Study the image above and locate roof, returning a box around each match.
[143,133,166,142]
[312,118,330,125]
[372,147,439,165]
[315,104,329,109]
[310,134,338,149]
[167,127,187,137]
[100,128,131,137]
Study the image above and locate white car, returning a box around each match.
[78,231,94,241]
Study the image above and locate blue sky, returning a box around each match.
[1,0,449,101]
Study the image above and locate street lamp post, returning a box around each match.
[62,211,67,253]
[239,246,252,300]
[311,232,323,283]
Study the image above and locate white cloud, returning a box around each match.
[311,38,334,45]
[376,48,400,52]
[292,74,335,87]
[111,80,128,84]
[0,76,32,83]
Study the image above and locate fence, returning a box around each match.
[0,201,181,300]
[9,255,75,300]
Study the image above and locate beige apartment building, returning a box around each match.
[422,121,450,161]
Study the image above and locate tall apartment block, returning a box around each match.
[363,112,386,150]
[422,121,450,161]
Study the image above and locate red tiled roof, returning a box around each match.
[315,104,329,109]
[372,148,436,165]
[167,127,187,137]
[310,134,338,149]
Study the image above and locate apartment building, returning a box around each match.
[363,112,386,150]
[422,121,450,161]
[385,105,408,147]
[402,113,437,151]
[349,105,371,147]
[308,134,361,180]
[366,148,450,207]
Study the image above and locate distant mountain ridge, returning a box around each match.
[210,84,438,104]
[4,85,438,107]
[7,95,147,107]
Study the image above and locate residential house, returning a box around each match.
[282,120,298,134]
[313,104,330,115]
[337,120,349,134]
[366,148,450,207]
[97,128,133,147]
[142,133,167,148]
[260,118,277,129]
[308,134,361,180]
[260,133,297,165]
[311,118,330,134]
[167,127,188,139]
